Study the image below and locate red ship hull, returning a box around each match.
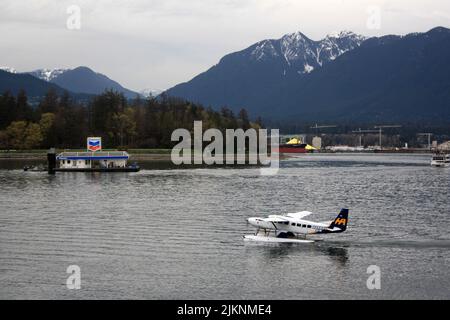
[276,144,308,153]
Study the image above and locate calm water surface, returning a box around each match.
[0,153,449,299]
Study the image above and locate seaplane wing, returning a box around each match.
[266,215,289,222]
[285,211,313,220]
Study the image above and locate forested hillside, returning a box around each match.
[0,89,257,150]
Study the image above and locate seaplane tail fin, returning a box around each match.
[329,208,349,231]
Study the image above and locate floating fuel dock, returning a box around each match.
[46,137,140,174]
[47,149,140,173]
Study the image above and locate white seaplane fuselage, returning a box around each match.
[244,209,349,243]
[248,215,334,235]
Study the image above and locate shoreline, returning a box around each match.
[0,153,173,161]
[0,149,434,161]
[0,149,173,161]
[0,152,288,162]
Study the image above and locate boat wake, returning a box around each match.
[320,239,450,249]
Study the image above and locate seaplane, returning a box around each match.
[244,208,349,243]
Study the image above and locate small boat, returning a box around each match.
[23,164,46,172]
[276,137,316,154]
[431,153,450,167]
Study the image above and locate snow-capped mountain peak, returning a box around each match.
[327,30,366,44]
[283,31,309,42]
[250,40,279,61]
[327,30,353,38]
[0,66,17,73]
[140,88,163,97]
[29,68,70,82]
[1,67,71,81]
[248,30,366,74]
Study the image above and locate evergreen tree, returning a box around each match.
[38,89,59,114]
[0,91,16,129]
[0,89,259,149]
[238,108,250,130]
[15,89,33,121]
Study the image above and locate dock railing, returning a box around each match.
[58,151,129,157]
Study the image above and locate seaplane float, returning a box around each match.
[244,208,349,243]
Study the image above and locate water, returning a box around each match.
[0,153,449,299]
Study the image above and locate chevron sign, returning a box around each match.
[87,137,102,152]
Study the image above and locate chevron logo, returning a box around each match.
[87,137,102,152]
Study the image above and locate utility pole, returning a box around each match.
[310,124,337,134]
[374,125,402,150]
[417,133,433,150]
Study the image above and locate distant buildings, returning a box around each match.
[438,141,450,151]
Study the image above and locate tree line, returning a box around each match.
[0,89,261,150]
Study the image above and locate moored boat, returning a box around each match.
[431,153,450,167]
[276,137,316,153]
[23,164,46,172]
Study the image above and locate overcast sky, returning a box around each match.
[1,0,449,92]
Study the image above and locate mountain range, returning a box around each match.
[0,69,72,98]
[0,66,138,99]
[164,27,450,123]
[2,27,450,123]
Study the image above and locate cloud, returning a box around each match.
[1,0,450,90]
